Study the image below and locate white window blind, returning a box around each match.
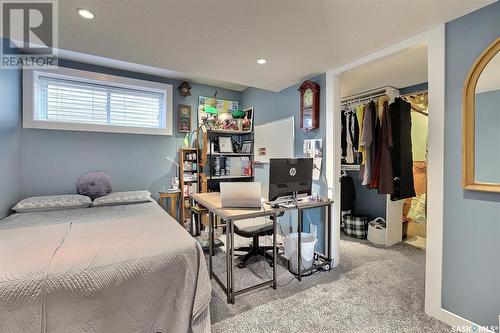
[36,75,165,129]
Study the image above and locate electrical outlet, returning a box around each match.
[310,224,318,239]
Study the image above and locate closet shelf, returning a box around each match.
[341,164,361,171]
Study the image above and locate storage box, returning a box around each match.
[367,217,387,246]
[342,214,370,239]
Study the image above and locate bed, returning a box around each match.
[0,201,211,333]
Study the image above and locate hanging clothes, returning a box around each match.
[350,111,360,151]
[356,104,365,165]
[370,96,389,189]
[360,101,376,185]
[341,173,356,212]
[377,96,394,195]
[345,110,355,164]
[389,97,416,200]
[341,109,347,161]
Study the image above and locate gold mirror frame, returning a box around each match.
[462,37,500,193]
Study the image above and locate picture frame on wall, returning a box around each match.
[218,136,233,153]
[177,104,191,133]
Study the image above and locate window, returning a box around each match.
[24,67,173,135]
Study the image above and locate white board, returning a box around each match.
[254,117,294,163]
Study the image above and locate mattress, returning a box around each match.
[0,202,211,333]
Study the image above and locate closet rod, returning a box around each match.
[341,92,386,106]
[340,86,398,103]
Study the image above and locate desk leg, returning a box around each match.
[272,213,277,289]
[225,218,231,304]
[230,219,235,304]
[208,212,214,278]
[298,210,303,281]
[327,203,332,261]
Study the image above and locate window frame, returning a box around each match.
[23,66,173,136]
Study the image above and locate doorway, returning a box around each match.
[325,26,450,326]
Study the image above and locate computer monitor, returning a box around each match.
[268,158,313,202]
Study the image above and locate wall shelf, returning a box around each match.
[206,129,252,135]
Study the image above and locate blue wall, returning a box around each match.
[399,82,428,95]
[241,74,328,252]
[20,60,241,199]
[0,65,22,218]
[444,1,500,328]
[475,89,500,183]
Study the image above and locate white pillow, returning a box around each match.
[92,191,152,207]
[13,194,92,213]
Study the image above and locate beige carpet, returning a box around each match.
[209,235,450,333]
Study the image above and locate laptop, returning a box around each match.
[220,182,262,208]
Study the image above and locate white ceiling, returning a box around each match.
[340,45,428,97]
[56,0,494,92]
[476,52,500,93]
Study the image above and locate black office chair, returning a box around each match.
[233,215,282,268]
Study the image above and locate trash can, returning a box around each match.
[283,232,317,275]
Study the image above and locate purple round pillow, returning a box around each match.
[77,171,112,200]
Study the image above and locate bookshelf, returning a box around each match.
[179,148,199,227]
[204,128,254,191]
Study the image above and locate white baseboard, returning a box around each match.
[428,308,496,333]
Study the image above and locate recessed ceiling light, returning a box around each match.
[257,59,267,65]
[77,8,95,19]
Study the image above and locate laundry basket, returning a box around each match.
[367,217,387,246]
[283,232,317,274]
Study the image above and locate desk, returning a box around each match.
[158,191,181,222]
[191,192,333,304]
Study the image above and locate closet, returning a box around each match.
[401,91,428,249]
[340,86,404,246]
[336,43,430,250]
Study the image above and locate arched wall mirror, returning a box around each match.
[463,37,500,193]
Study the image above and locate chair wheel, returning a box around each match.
[237,262,246,269]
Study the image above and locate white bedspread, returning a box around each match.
[0,202,211,333]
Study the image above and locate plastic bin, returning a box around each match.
[283,232,317,274]
[367,217,387,246]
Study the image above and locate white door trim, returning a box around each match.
[325,25,491,331]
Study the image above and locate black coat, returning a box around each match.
[389,97,416,201]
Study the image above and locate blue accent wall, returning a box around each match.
[399,82,428,95]
[475,89,500,183]
[0,64,22,218]
[444,1,500,328]
[241,74,328,252]
[20,60,241,199]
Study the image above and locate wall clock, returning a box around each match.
[298,80,320,132]
[178,81,192,97]
[177,104,192,133]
